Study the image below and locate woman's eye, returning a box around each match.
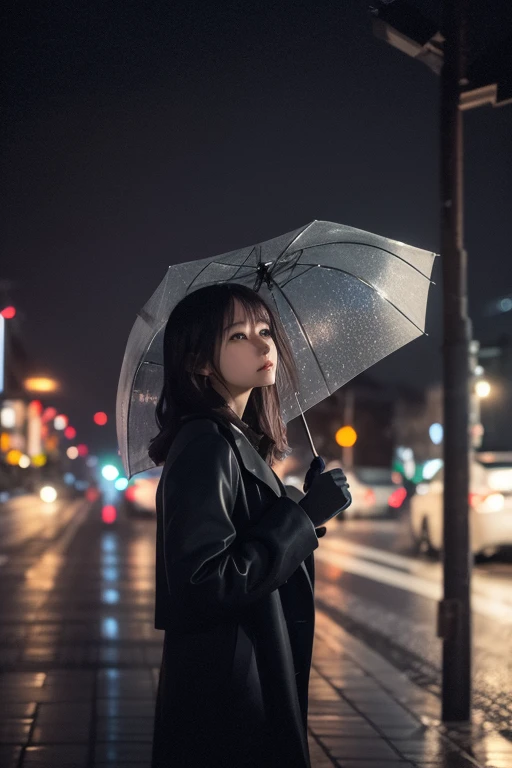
[231,329,272,340]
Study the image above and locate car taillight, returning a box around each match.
[470,492,505,513]
[125,486,136,502]
[388,487,407,509]
[364,488,376,504]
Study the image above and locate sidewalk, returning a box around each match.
[308,609,512,768]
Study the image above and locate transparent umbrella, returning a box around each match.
[116,220,436,479]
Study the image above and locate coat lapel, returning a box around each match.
[179,412,283,499]
[223,421,283,499]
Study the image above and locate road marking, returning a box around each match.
[315,546,512,625]
[321,536,512,608]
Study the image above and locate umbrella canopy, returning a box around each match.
[117,220,436,478]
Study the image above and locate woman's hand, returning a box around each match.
[298,469,351,528]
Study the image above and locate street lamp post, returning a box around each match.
[438,0,471,723]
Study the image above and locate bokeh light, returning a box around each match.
[40,486,58,503]
[102,465,119,481]
[94,412,108,426]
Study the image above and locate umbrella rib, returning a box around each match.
[298,263,428,336]
[269,278,332,398]
[276,221,316,260]
[297,241,435,281]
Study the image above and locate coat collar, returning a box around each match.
[179,412,284,499]
[224,420,285,499]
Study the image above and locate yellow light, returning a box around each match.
[6,449,23,466]
[24,377,59,393]
[32,453,47,467]
[1,432,10,452]
[475,380,491,398]
[18,454,31,468]
[335,426,358,448]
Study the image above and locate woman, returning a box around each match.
[149,282,350,767]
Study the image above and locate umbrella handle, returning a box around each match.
[295,393,326,493]
[303,454,326,494]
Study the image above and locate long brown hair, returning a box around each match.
[148,283,300,467]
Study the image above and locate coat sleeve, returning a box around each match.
[161,430,319,630]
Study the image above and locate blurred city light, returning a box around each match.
[66,446,79,460]
[0,406,15,429]
[102,505,117,524]
[335,425,358,448]
[31,454,47,467]
[388,487,407,509]
[429,422,443,445]
[475,380,491,398]
[94,411,108,426]
[0,306,16,319]
[64,426,77,440]
[114,478,128,491]
[24,377,58,393]
[102,465,119,481]
[0,433,9,451]
[42,407,58,423]
[64,472,75,485]
[40,486,58,503]
[86,456,98,467]
[77,444,88,457]
[54,415,68,430]
[18,454,30,469]
[29,400,43,416]
[86,487,100,502]
[423,458,444,480]
[6,449,23,466]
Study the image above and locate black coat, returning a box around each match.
[151,413,320,768]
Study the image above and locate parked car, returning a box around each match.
[410,452,512,557]
[122,468,161,516]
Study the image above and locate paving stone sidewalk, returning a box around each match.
[308,609,512,768]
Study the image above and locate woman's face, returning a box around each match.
[212,299,278,392]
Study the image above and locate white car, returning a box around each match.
[410,452,512,557]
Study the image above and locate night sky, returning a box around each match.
[2,0,512,457]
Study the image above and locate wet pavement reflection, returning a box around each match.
[0,501,510,766]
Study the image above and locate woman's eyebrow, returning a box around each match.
[223,317,269,333]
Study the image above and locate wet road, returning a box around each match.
[0,496,511,767]
[316,516,512,736]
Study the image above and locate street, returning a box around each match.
[318,518,512,734]
[1,497,511,767]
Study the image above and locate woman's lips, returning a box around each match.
[258,362,274,371]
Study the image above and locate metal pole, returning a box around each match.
[437,0,472,723]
